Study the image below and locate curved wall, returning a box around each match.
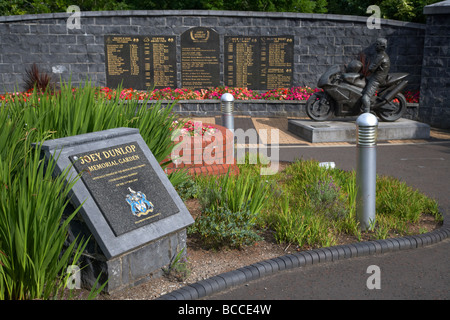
[0,10,425,93]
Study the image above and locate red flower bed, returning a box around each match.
[0,86,420,104]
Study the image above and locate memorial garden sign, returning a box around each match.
[40,128,194,293]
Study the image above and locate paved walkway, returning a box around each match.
[159,117,450,300]
[185,115,450,146]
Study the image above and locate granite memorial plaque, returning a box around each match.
[69,142,179,237]
[225,36,294,89]
[40,128,194,259]
[225,36,259,88]
[261,36,294,89]
[181,27,220,89]
[105,35,177,90]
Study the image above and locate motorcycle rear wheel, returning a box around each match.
[376,93,407,122]
[306,92,334,121]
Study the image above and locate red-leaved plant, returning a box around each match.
[23,63,57,93]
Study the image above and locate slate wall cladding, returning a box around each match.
[419,2,450,129]
[0,10,425,93]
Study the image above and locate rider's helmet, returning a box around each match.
[375,38,387,52]
[346,60,363,73]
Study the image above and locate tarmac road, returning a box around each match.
[206,141,450,300]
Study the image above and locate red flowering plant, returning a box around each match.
[1,86,419,104]
[259,86,321,100]
[207,87,260,100]
[404,90,420,103]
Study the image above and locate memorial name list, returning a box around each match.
[104,29,294,90]
[105,35,177,90]
[225,36,294,89]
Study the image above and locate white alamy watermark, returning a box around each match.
[366,5,381,30]
[66,265,81,290]
[170,122,279,175]
[67,5,81,30]
[235,128,279,175]
[366,265,381,289]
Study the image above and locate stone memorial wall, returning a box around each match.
[0,10,425,92]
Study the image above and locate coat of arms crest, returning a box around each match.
[125,187,154,217]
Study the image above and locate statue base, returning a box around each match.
[288,118,430,143]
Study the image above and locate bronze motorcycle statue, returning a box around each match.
[305,59,409,122]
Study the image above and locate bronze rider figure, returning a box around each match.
[361,38,390,113]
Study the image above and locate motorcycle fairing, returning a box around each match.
[318,64,341,88]
[326,83,363,115]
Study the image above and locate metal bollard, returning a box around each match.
[356,113,378,231]
[221,93,234,131]
[220,93,235,160]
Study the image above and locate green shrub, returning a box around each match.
[265,159,442,247]
[269,194,337,248]
[189,205,262,249]
[305,173,348,221]
[173,171,200,201]
[197,169,274,217]
[376,175,441,223]
[190,168,273,249]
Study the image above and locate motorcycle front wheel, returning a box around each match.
[376,93,407,122]
[305,92,335,121]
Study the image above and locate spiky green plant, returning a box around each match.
[0,106,88,300]
[6,80,183,172]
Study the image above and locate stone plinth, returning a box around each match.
[288,118,430,143]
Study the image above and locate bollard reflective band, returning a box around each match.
[220,92,234,113]
[357,126,378,146]
[221,101,234,113]
[356,113,378,146]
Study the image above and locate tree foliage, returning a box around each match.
[0,0,130,15]
[0,0,445,24]
[327,0,442,23]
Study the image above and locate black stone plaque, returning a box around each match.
[70,142,179,236]
[225,36,259,88]
[181,27,220,89]
[261,36,294,89]
[225,36,294,90]
[105,35,177,90]
[41,128,194,260]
